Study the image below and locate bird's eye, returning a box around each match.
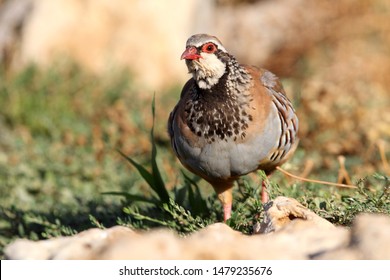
[203,43,216,53]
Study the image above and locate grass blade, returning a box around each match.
[117,149,156,193]
[150,94,170,203]
[117,96,170,204]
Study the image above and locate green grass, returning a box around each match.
[0,64,389,259]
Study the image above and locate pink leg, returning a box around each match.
[216,187,233,222]
[223,202,232,222]
[261,180,269,203]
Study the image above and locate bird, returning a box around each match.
[168,34,299,222]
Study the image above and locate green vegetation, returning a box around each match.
[0,64,389,259]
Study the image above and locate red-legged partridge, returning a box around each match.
[168,34,299,221]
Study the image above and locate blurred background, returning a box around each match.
[0,0,389,250]
[1,0,389,161]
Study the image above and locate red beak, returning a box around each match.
[181,46,202,60]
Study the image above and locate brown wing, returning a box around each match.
[245,66,299,173]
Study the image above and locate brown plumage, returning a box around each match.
[168,34,299,221]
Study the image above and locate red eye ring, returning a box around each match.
[202,43,216,53]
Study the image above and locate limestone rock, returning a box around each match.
[4,236,72,260]
[185,223,253,259]
[255,196,335,234]
[250,197,349,259]
[4,226,136,260]
[315,214,390,260]
[4,197,390,260]
[351,214,390,259]
[101,229,184,260]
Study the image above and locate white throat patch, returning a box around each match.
[191,53,226,89]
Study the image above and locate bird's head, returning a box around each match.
[181,34,229,90]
